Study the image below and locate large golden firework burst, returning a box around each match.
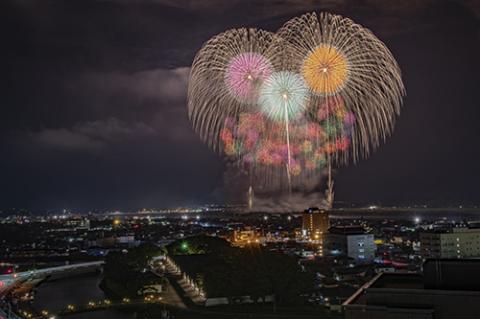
[302,44,349,95]
[277,12,405,164]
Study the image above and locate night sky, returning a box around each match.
[1,0,479,210]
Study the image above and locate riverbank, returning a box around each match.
[32,273,136,319]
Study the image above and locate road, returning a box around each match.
[150,269,186,309]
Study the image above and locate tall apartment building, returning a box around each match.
[420,227,480,259]
[302,207,330,256]
[302,207,330,240]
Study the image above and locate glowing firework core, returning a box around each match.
[225,52,273,104]
[258,71,308,122]
[302,44,349,95]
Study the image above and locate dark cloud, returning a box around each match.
[75,67,189,104]
[26,118,156,151]
[12,66,189,152]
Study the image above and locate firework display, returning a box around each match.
[188,28,277,151]
[219,95,354,172]
[225,52,273,104]
[187,12,405,201]
[258,71,309,122]
[276,12,405,162]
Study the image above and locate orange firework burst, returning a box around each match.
[302,44,349,95]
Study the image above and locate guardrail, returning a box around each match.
[0,306,24,319]
[0,261,105,298]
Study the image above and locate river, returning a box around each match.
[32,273,136,319]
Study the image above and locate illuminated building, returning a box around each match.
[232,228,259,247]
[420,227,480,259]
[302,207,330,240]
[0,264,15,275]
[65,217,90,230]
[302,207,329,255]
[326,226,375,263]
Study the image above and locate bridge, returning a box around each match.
[0,261,104,297]
[0,261,104,319]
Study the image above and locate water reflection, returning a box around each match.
[32,273,135,319]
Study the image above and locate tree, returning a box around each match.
[103,244,162,298]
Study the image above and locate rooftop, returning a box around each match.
[303,207,329,214]
[328,225,367,235]
[343,259,480,307]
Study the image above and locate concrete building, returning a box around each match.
[302,207,330,241]
[420,227,480,259]
[343,259,480,319]
[326,226,375,263]
[302,208,330,256]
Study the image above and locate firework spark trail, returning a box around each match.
[274,12,405,206]
[284,97,292,193]
[257,71,309,192]
[187,12,405,205]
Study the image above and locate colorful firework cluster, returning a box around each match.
[188,12,405,191]
[219,96,355,177]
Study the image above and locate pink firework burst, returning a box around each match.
[225,52,273,104]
